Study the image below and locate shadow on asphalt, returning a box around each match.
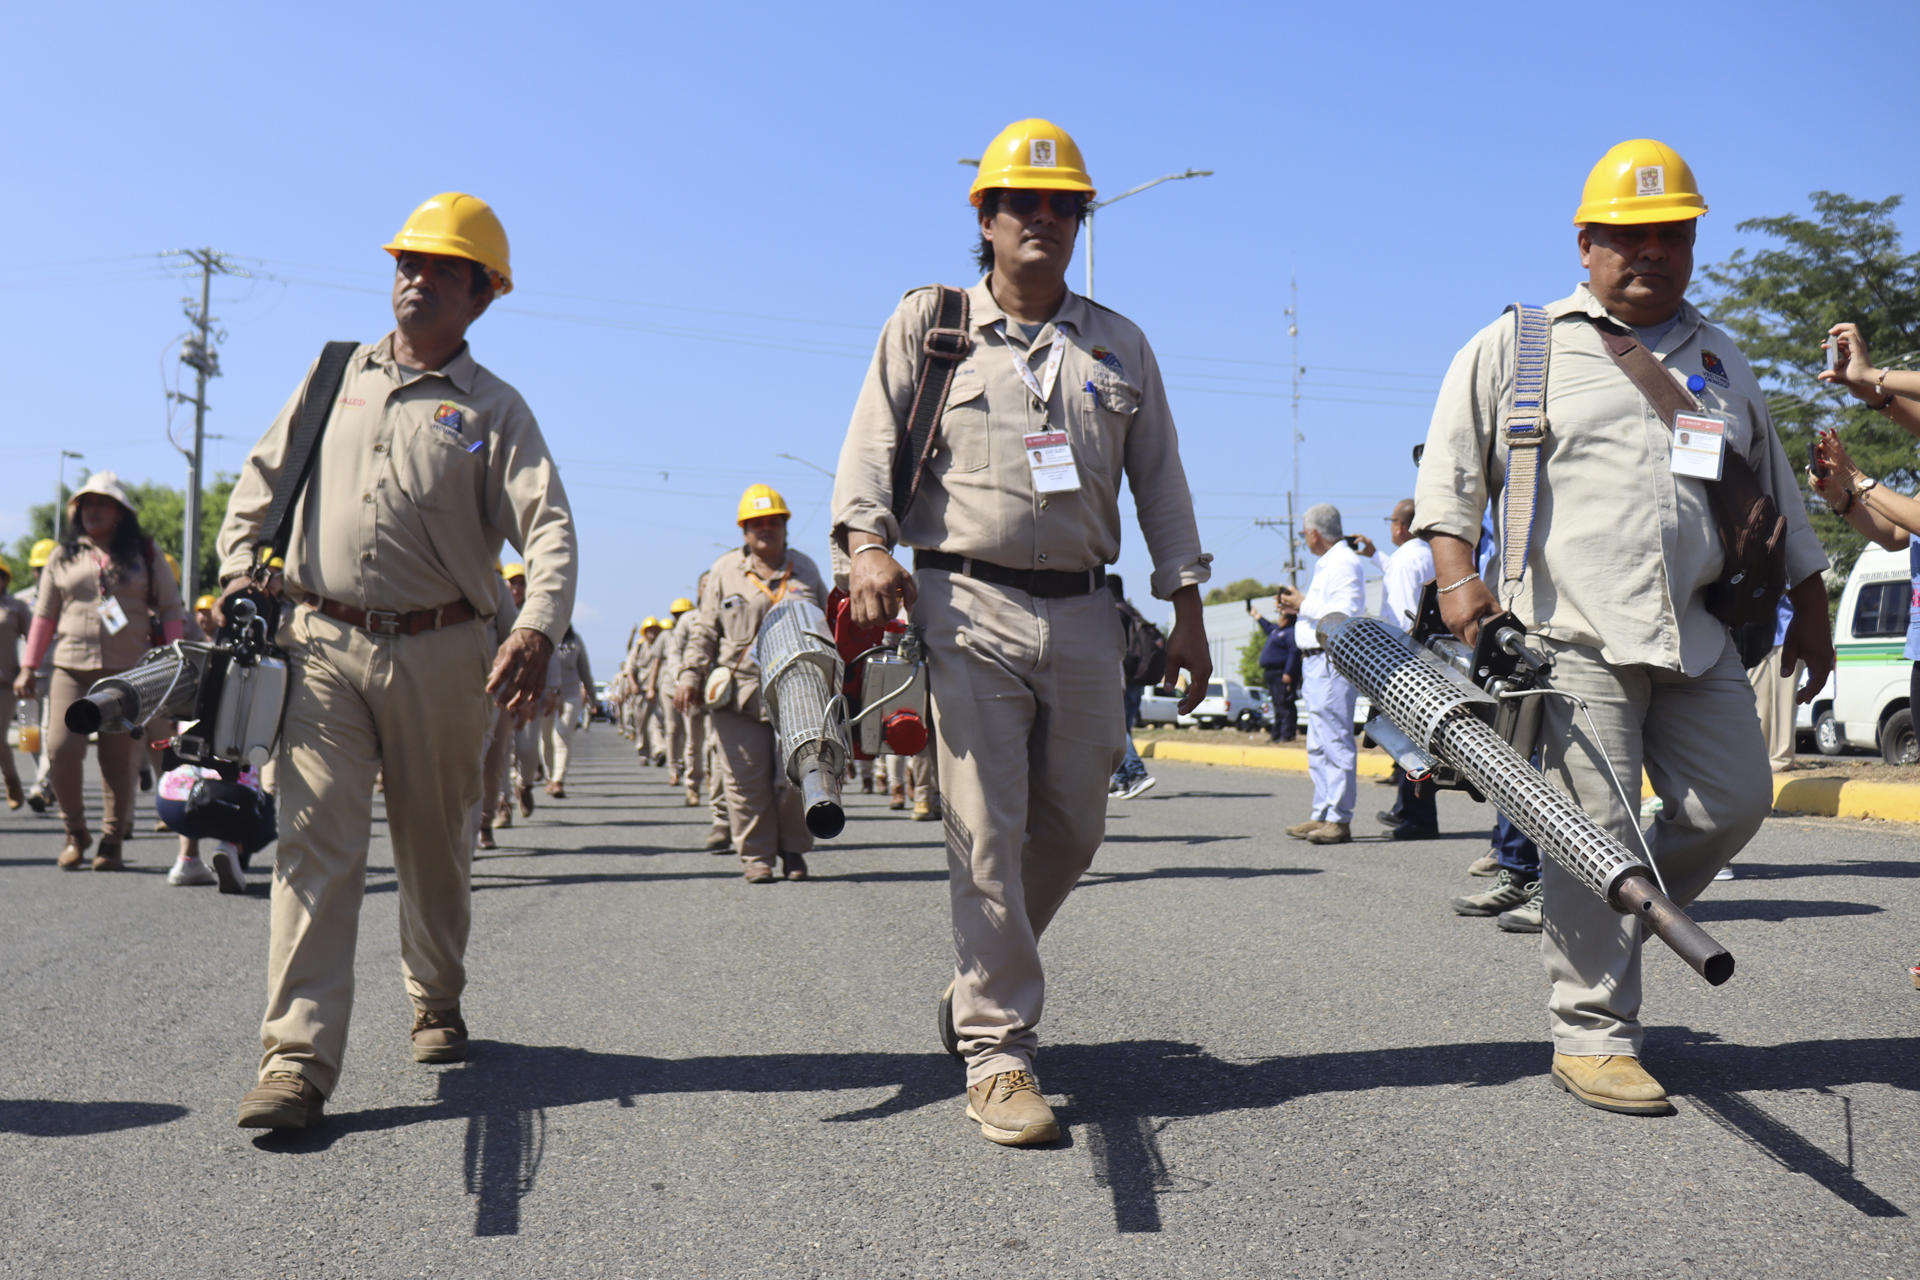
[1687,898,1883,923]
[0,1099,189,1136]
[237,1028,1919,1237]
[1728,859,1920,881]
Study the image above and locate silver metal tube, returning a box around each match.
[1363,716,1435,779]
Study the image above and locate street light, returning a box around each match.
[1084,168,1213,299]
[53,449,83,541]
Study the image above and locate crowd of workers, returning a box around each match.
[2,120,1913,1147]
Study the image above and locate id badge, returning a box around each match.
[1670,413,1726,481]
[97,595,128,636]
[1023,430,1081,494]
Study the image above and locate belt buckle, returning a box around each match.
[364,609,402,636]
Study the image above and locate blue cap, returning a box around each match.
[1687,374,1707,393]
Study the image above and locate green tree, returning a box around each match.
[1237,627,1266,687]
[1701,191,1920,583]
[5,475,235,594]
[1203,577,1281,606]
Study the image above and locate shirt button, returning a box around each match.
[373,443,386,454]
[363,493,374,504]
[361,551,374,561]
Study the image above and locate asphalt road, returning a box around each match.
[2,729,1916,1279]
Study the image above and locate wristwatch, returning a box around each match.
[1855,477,1879,497]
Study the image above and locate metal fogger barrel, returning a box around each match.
[753,596,852,839]
[66,641,216,736]
[1317,612,1733,986]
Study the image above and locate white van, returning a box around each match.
[1821,543,1916,763]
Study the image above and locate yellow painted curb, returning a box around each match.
[1136,738,1392,777]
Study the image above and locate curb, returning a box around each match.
[1138,738,1920,825]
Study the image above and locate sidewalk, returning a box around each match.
[1136,737,1920,824]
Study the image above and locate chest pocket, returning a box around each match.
[394,413,485,510]
[933,368,989,474]
[1089,368,1141,419]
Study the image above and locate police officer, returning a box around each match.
[674,485,827,882]
[832,119,1211,1146]
[1246,597,1301,743]
[215,192,577,1130]
[1416,141,1831,1115]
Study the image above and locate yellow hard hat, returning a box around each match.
[1574,139,1707,226]
[660,618,675,630]
[642,616,661,631]
[970,119,1096,207]
[163,552,180,579]
[670,596,694,615]
[736,483,791,526]
[195,594,216,611]
[30,538,56,568]
[0,557,10,581]
[267,554,285,570]
[384,192,513,296]
[501,562,527,581]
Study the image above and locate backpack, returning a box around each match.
[1118,601,1167,687]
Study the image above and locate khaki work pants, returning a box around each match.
[886,748,940,805]
[1746,647,1800,772]
[258,606,492,1096]
[479,705,512,831]
[915,570,1123,1085]
[682,705,709,790]
[710,699,810,868]
[706,730,729,836]
[541,698,583,785]
[0,688,21,788]
[46,666,140,845]
[666,696,689,778]
[1539,636,1770,1058]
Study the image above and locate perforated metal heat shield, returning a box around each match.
[1319,614,1649,906]
[752,597,850,785]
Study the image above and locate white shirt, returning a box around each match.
[1381,537,1436,634]
[1294,541,1371,650]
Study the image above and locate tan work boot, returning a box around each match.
[913,800,939,822]
[744,862,778,884]
[6,776,25,810]
[495,802,513,829]
[889,784,907,811]
[56,838,91,871]
[1550,1053,1673,1116]
[412,1007,470,1063]
[237,1070,326,1129]
[965,1069,1060,1146]
[685,784,701,807]
[92,838,126,871]
[1285,818,1327,840]
[1306,822,1351,845]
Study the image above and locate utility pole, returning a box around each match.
[1278,276,1304,586]
[163,248,250,604]
[54,449,84,540]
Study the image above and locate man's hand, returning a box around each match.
[1275,584,1304,613]
[487,627,555,723]
[1349,534,1377,559]
[1163,585,1213,715]
[1783,575,1835,706]
[848,539,916,629]
[1429,533,1499,646]
[673,678,700,717]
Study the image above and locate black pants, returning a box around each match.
[1264,672,1298,741]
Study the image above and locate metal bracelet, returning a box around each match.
[852,543,894,558]
[1435,574,1480,595]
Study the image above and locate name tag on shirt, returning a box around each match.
[1670,413,1725,480]
[1023,430,1080,494]
[97,596,128,636]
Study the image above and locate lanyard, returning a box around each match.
[746,558,792,603]
[998,322,1066,406]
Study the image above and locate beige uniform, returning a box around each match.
[678,548,828,870]
[662,617,699,786]
[1,589,31,791]
[479,579,520,833]
[217,332,576,1098]
[540,631,593,786]
[833,280,1209,1084]
[1415,285,1826,1057]
[33,538,186,845]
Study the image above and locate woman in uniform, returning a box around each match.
[673,484,827,883]
[13,472,185,870]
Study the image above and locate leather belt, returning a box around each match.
[913,550,1106,599]
[306,595,477,637]
[1301,648,1325,658]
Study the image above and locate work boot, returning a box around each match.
[1451,868,1535,917]
[1549,1053,1673,1116]
[26,784,51,814]
[476,828,497,851]
[965,1070,1060,1146]
[549,783,567,800]
[495,801,513,829]
[1306,822,1351,845]
[1386,821,1439,841]
[56,836,91,871]
[517,784,535,817]
[411,1006,470,1063]
[5,776,23,810]
[860,777,874,794]
[704,827,733,853]
[1285,818,1328,840]
[889,784,907,811]
[913,800,940,822]
[92,838,125,872]
[937,980,963,1060]
[780,851,809,881]
[744,862,777,884]
[1497,889,1544,934]
[1466,850,1500,877]
[685,784,700,807]
[237,1070,326,1130]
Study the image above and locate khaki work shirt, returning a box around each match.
[551,632,594,698]
[0,590,31,683]
[832,280,1211,601]
[678,548,827,714]
[1415,285,1826,675]
[33,537,186,672]
[217,334,577,643]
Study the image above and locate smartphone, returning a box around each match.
[1243,598,1254,614]
[1344,535,1362,551]
[1810,443,1830,480]
[1826,337,1841,373]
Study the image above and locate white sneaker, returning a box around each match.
[211,842,249,895]
[168,853,216,886]
[1713,865,1735,882]
[1121,775,1159,800]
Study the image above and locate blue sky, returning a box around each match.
[4,0,1916,667]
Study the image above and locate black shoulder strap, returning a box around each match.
[890,286,973,525]
[255,340,359,567]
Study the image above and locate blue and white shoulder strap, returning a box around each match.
[1499,304,1552,602]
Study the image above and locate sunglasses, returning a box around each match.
[1000,190,1086,220]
